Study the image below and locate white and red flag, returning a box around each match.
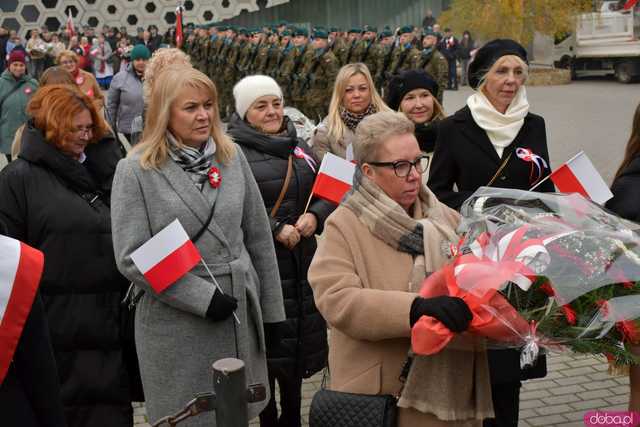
[66,9,75,38]
[549,151,613,205]
[175,2,185,48]
[130,219,201,293]
[310,152,356,205]
[0,236,44,383]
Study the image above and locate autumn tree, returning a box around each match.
[438,0,593,45]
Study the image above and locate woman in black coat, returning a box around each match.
[228,75,332,427]
[0,85,134,427]
[427,39,554,427]
[606,102,640,410]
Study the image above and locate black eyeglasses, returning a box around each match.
[368,155,430,178]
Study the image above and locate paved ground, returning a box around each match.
[134,352,628,426]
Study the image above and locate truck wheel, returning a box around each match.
[615,62,634,84]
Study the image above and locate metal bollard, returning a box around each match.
[212,358,262,427]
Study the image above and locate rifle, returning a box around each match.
[345,40,356,64]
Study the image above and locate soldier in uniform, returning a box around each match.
[219,26,239,119]
[331,29,349,66]
[418,29,448,104]
[343,28,362,65]
[274,30,294,89]
[372,27,395,93]
[253,29,273,75]
[291,28,313,112]
[387,26,421,81]
[237,28,259,78]
[299,29,339,122]
[278,27,308,106]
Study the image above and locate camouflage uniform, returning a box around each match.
[300,47,339,121]
[263,42,281,79]
[331,37,349,66]
[277,44,305,104]
[252,41,271,75]
[236,41,254,78]
[418,48,448,104]
[291,45,314,112]
[220,37,241,118]
[388,44,421,77]
[373,43,394,93]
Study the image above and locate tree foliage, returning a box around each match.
[439,0,593,45]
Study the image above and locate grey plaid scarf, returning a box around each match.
[167,132,216,189]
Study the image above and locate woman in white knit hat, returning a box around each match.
[228,75,333,427]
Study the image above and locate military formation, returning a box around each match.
[184,22,449,121]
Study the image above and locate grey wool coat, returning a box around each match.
[111,146,286,426]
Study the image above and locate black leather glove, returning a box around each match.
[409,296,473,333]
[206,289,238,321]
[263,321,286,356]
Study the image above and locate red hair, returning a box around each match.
[26,85,108,150]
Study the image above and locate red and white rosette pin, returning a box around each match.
[293,147,317,173]
[208,166,222,189]
[516,147,548,186]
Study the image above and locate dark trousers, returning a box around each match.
[482,381,521,427]
[447,58,458,89]
[259,369,303,427]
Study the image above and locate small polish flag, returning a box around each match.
[130,219,201,293]
[0,236,44,383]
[310,153,356,205]
[550,151,613,204]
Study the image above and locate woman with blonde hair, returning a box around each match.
[0,84,133,427]
[111,65,285,426]
[311,62,391,161]
[56,50,104,110]
[427,39,553,427]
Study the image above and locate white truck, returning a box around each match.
[553,4,640,83]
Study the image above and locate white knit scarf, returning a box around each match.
[467,86,529,158]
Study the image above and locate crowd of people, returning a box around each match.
[0,11,640,427]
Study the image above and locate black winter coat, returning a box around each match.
[0,293,67,427]
[0,124,133,427]
[606,155,640,222]
[427,105,552,385]
[227,114,333,379]
[428,106,555,210]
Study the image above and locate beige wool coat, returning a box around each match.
[310,118,357,161]
[308,204,482,427]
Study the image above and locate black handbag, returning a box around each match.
[309,389,397,427]
[309,357,413,427]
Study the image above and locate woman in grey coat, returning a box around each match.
[111,65,286,426]
[106,44,150,144]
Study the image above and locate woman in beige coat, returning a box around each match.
[308,111,493,426]
[56,50,104,111]
[310,63,390,161]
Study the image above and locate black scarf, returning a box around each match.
[339,104,376,132]
[414,122,439,153]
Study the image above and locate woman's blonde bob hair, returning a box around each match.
[477,54,529,93]
[133,65,235,169]
[325,63,391,143]
[354,111,415,164]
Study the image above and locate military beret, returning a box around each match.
[363,25,378,33]
[423,28,437,37]
[281,30,292,37]
[348,27,363,34]
[468,38,528,89]
[398,25,414,35]
[294,27,309,37]
[329,27,339,33]
[278,20,288,26]
[380,29,393,38]
[237,27,249,35]
[313,29,329,39]
[385,69,439,111]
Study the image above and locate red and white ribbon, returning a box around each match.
[516,147,548,186]
[294,147,317,173]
